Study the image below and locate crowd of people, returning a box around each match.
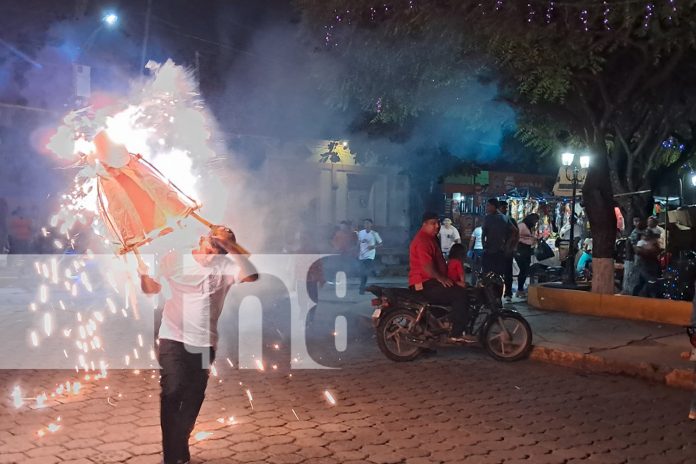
[439,196,681,299]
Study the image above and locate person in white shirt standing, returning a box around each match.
[438,217,461,257]
[358,218,383,294]
[140,226,258,464]
[467,218,484,284]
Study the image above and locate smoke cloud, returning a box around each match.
[0,0,515,253]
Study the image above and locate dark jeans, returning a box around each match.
[482,250,507,276]
[359,258,375,293]
[503,256,513,298]
[515,244,533,293]
[470,249,483,284]
[483,250,510,296]
[158,339,215,464]
[419,279,470,336]
[632,263,658,297]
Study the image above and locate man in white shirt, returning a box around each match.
[358,218,383,294]
[140,226,258,464]
[438,217,461,257]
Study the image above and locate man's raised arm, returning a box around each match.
[211,226,259,283]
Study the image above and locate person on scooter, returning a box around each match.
[408,211,472,342]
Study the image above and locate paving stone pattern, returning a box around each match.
[1,355,695,464]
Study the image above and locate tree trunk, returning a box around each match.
[582,152,617,294]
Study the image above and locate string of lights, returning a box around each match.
[319,0,686,41]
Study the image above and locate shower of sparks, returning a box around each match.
[255,359,265,371]
[50,258,59,284]
[246,389,254,409]
[12,386,23,408]
[35,393,47,408]
[323,390,337,406]
[106,297,117,314]
[80,272,92,292]
[292,409,300,421]
[30,331,39,347]
[47,423,61,433]
[39,285,48,303]
[43,313,53,336]
[226,358,234,368]
[194,431,213,441]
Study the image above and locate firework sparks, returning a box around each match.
[43,313,53,336]
[255,359,265,372]
[323,390,337,406]
[11,386,24,408]
[35,393,47,408]
[39,285,48,304]
[245,389,253,409]
[47,423,61,433]
[194,431,213,441]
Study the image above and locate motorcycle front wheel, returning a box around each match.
[482,312,532,362]
[376,309,423,362]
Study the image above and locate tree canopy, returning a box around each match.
[296,0,696,292]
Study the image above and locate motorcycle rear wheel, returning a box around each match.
[376,309,423,362]
[482,312,532,362]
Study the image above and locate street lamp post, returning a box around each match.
[561,152,590,286]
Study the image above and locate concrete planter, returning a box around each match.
[528,283,692,326]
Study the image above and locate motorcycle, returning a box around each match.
[368,272,533,362]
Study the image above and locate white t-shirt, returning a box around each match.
[470,226,483,250]
[438,225,461,254]
[157,251,239,349]
[358,229,382,260]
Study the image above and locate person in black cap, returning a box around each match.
[408,212,471,341]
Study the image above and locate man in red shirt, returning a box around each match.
[409,212,470,340]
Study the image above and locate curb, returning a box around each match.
[527,284,692,326]
[530,345,696,390]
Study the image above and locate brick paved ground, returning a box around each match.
[2,353,695,464]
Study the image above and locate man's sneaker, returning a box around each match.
[504,296,513,303]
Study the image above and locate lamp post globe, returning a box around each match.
[102,13,118,27]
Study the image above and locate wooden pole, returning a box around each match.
[190,211,213,228]
[189,211,251,255]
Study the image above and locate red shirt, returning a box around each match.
[447,259,465,284]
[409,230,447,286]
